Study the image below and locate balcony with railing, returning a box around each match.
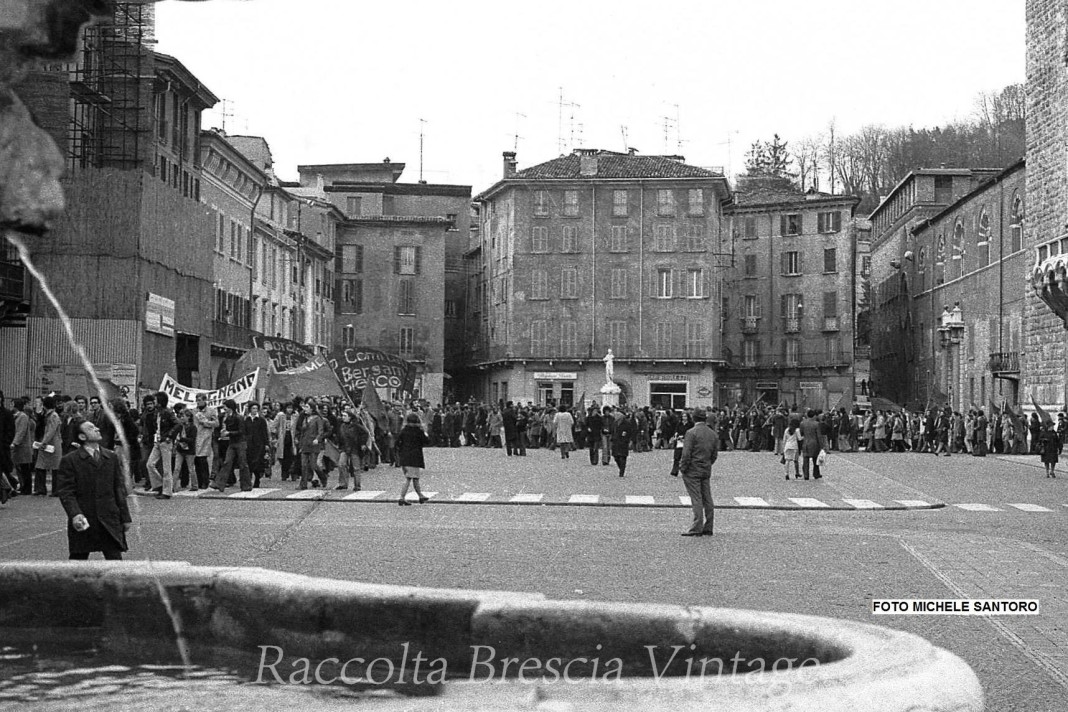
[988,351,1020,376]
[822,317,839,332]
[741,315,760,333]
[724,353,850,370]
[784,317,801,333]
[212,320,260,350]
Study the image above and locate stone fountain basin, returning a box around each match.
[0,561,982,711]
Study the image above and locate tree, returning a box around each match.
[744,134,795,180]
[792,135,823,191]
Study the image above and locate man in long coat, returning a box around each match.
[800,409,824,480]
[57,418,132,560]
[677,407,719,536]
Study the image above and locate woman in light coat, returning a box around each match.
[34,396,63,495]
[552,406,575,459]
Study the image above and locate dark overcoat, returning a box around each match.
[395,424,429,468]
[57,447,131,554]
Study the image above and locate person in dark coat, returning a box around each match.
[799,409,824,480]
[395,413,430,505]
[1039,421,1059,478]
[244,403,270,489]
[0,392,15,502]
[610,408,636,477]
[57,417,132,560]
[502,402,519,456]
[585,406,603,465]
[677,407,719,537]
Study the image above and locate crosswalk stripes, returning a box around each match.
[454,492,491,502]
[1007,503,1053,512]
[953,503,1003,512]
[843,499,883,510]
[285,490,325,500]
[145,488,1068,512]
[788,497,830,508]
[228,488,279,499]
[342,490,386,501]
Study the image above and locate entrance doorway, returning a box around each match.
[175,333,199,387]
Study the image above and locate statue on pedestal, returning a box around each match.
[603,348,615,384]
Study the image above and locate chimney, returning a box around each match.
[503,151,517,178]
[578,149,598,177]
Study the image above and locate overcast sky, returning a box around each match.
[154,0,1025,193]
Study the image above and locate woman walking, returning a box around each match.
[782,420,801,480]
[396,413,430,505]
[1040,421,1059,478]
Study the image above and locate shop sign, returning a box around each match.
[145,293,175,337]
[799,381,824,390]
[533,372,577,380]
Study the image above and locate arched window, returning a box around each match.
[935,233,946,286]
[951,220,965,279]
[1010,193,1023,253]
[918,245,928,292]
[976,207,990,268]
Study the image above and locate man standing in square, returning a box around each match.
[57,418,132,560]
[677,407,719,537]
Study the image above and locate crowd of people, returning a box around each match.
[2,391,1065,510]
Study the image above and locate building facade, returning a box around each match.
[910,161,1026,413]
[334,217,451,404]
[720,178,860,410]
[1025,0,1068,412]
[470,148,732,409]
[867,168,1002,405]
[5,17,220,398]
[199,130,264,387]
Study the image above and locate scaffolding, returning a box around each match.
[67,1,153,172]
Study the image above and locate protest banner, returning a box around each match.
[266,356,348,402]
[251,335,317,372]
[328,346,416,398]
[158,370,261,409]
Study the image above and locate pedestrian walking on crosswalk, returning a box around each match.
[396,413,430,505]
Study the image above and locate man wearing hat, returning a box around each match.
[676,407,719,537]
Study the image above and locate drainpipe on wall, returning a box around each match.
[248,185,263,335]
[638,181,644,354]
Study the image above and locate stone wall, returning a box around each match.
[1024,0,1068,408]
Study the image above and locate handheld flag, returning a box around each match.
[1031,394,1054,425]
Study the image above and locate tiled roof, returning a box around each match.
[730,180,858,208]
[514,151,722,180]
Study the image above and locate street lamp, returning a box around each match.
[938,301,964,349]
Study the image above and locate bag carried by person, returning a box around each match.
[816,449,828,467]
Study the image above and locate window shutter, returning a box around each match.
[780,294,787,319]
[355,279,363,313]
[779,215,787,236]
[798,250,804,274]
[356,245,363,272]
[780,251,787,274]
[673,268,684,298]
[393,247,401,274]
[415,246,422,275]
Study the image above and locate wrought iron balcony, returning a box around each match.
[741,315,760,333]
[988,351,1020,375]
[212,320,260,349]
[784,317,801,333]
[823,317,839,332]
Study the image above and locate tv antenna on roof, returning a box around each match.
[513,112,526,152]
[418,118,427,183]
